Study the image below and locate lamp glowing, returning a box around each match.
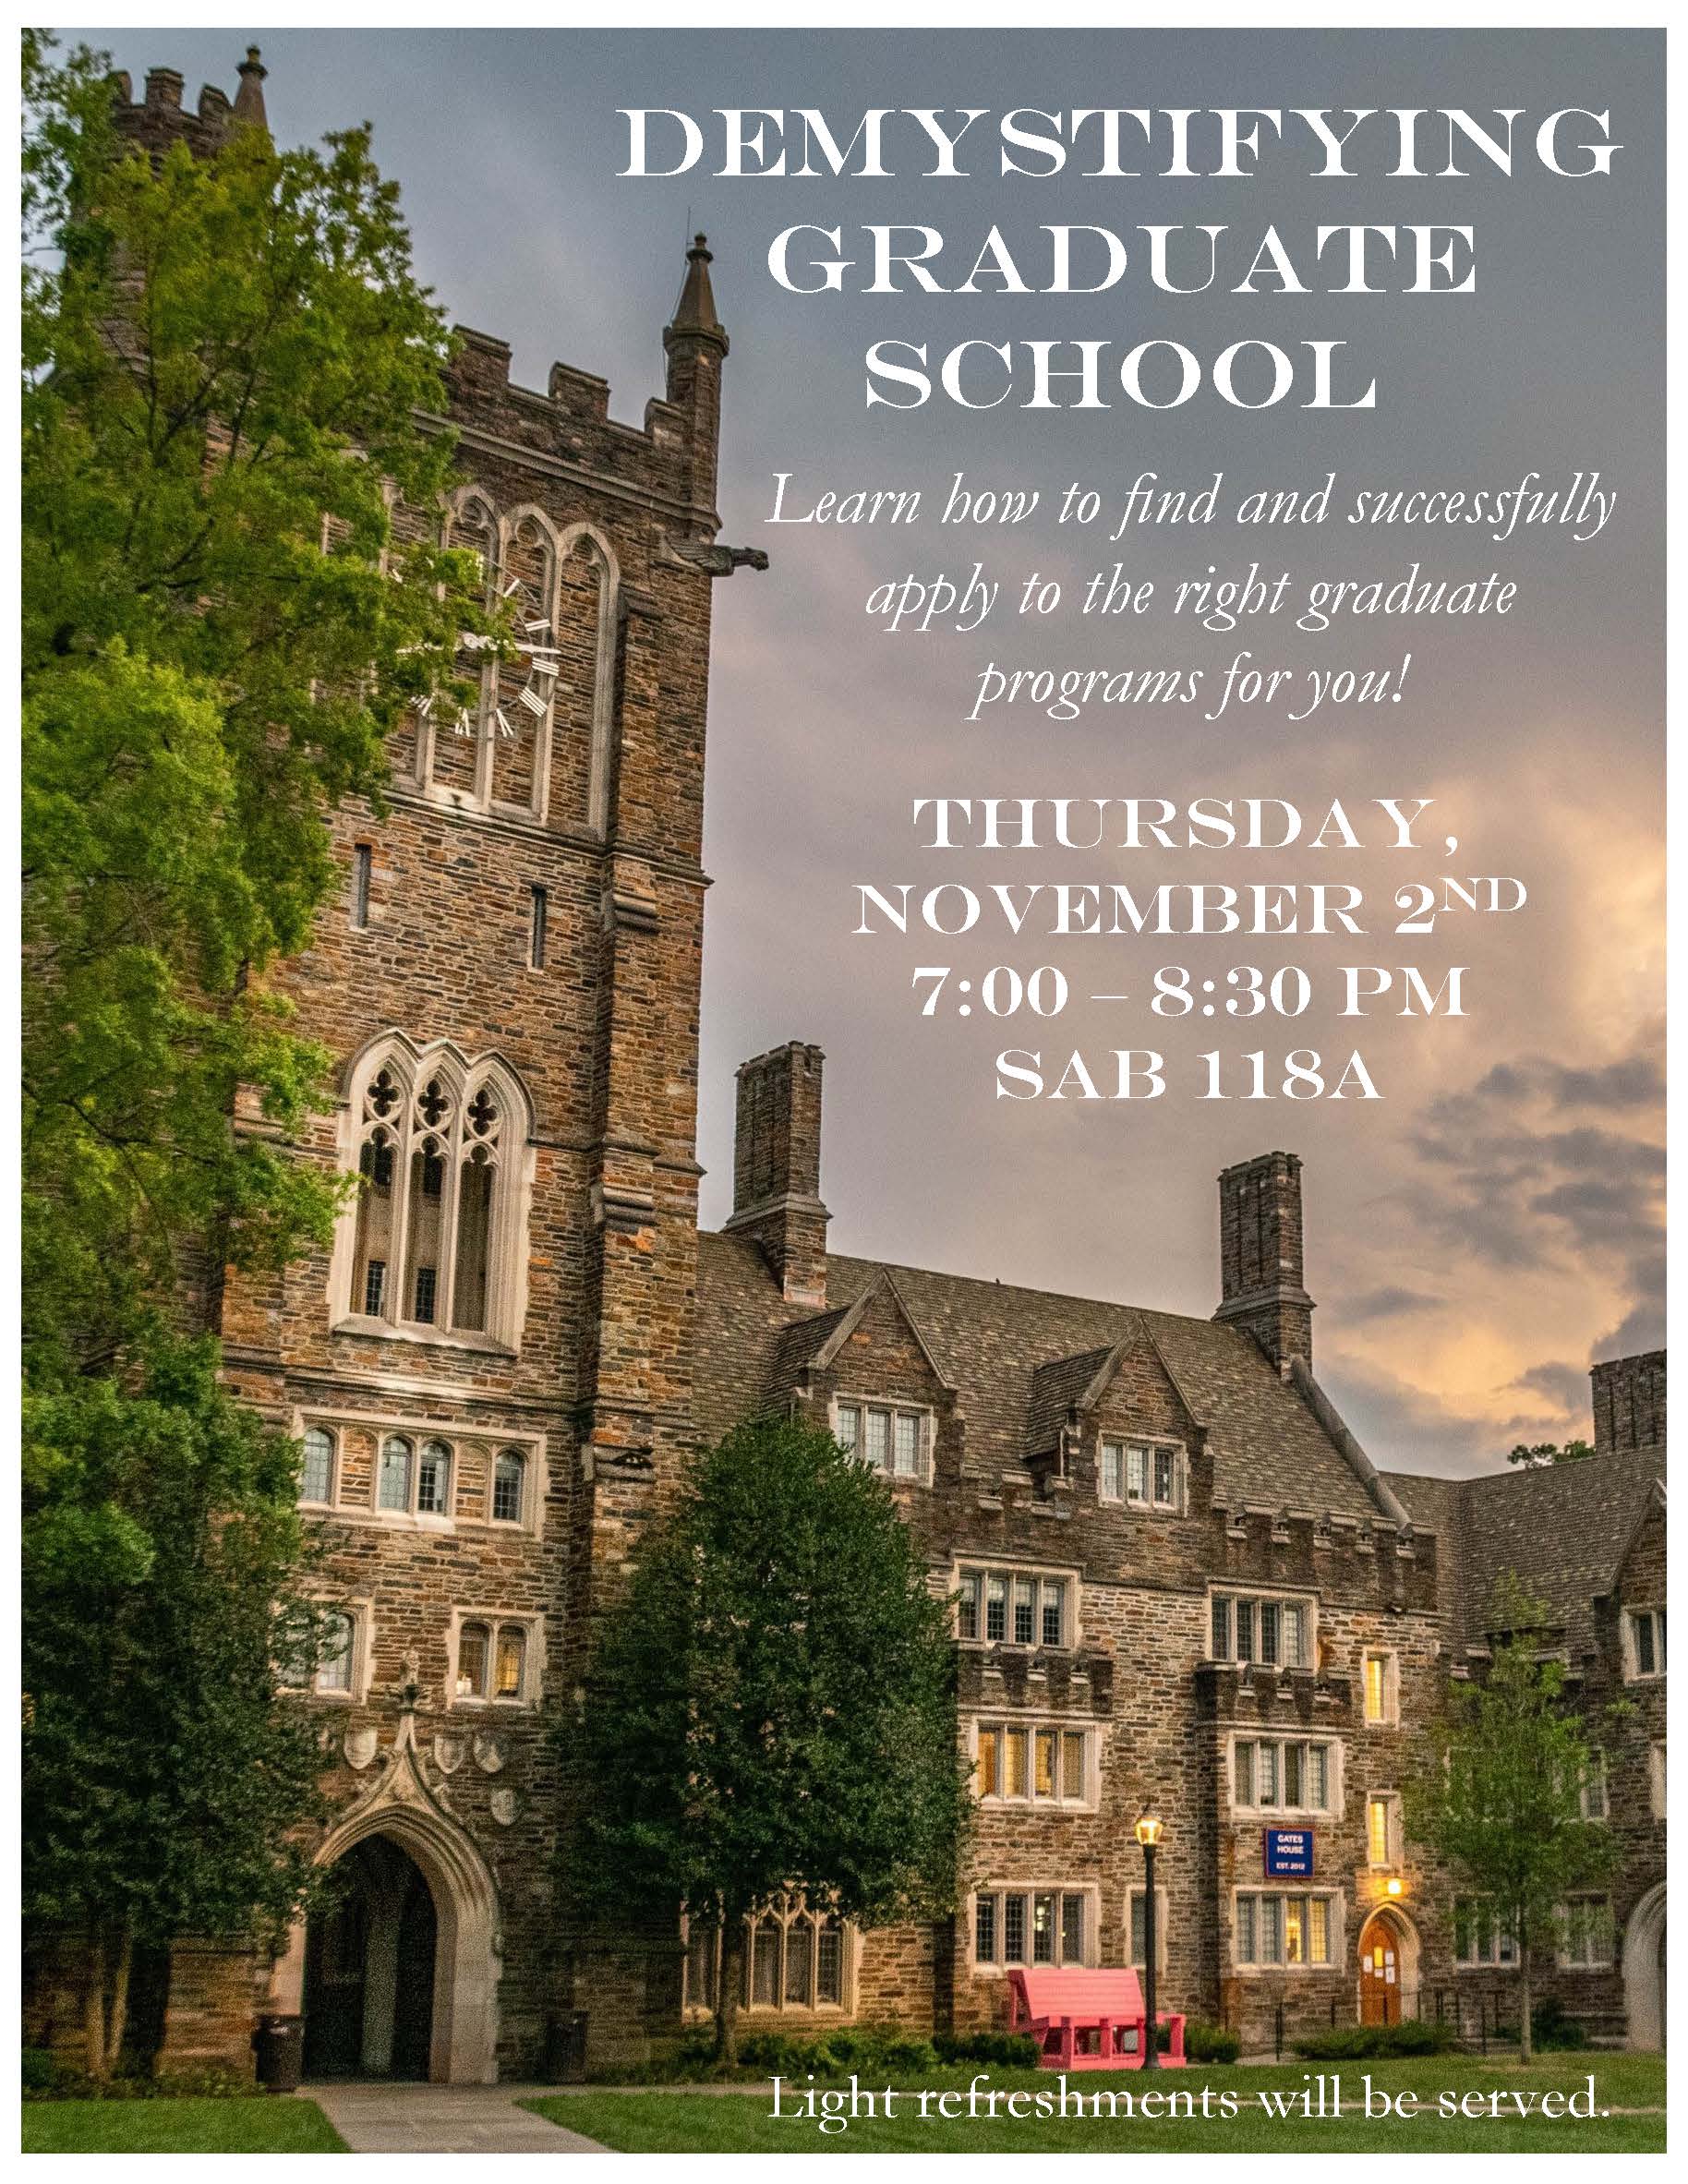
[1135,1816,1164,1849]
[1385,1876,1404,1897]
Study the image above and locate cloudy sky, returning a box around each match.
[89,26,1664,1476]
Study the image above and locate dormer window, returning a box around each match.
[1100,1438,1183,1512]
[833,1399,931,1484]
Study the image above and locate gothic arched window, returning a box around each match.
[299,1426,335,1506]
[335,1037,535,1352]
[491,1447,526,1526]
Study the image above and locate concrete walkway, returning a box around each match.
[307,2082,612,2154]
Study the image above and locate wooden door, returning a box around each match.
[1358,1914,1399,2025]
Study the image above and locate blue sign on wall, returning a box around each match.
[1263,1828,1314,1877]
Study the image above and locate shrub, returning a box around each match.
[1183,2019,1241,2064]
[934,2030,1042,2069]
[1291,2020,1456,2061]
[20,2058,262,2103]
[1530,1998,1590,2052]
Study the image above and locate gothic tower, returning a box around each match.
[110,52,760,2082]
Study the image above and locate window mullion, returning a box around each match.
[438,1113,464,1331]
[387,1105,416,1322]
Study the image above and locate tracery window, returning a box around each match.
[414,492,620,829]
[681,1894,851,2016]
[337,1036,533,1350]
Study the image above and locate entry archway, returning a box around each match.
[303,1835,438,2080]
[1356,1905,1420,2025]
[271,1735,502,2083]
[1622,1884,1666,2050]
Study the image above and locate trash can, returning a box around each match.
[253,2013,305,2094]
[543,2009,588,2083]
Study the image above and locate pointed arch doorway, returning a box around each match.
[270,1738,503,2083]
[303,1835,438,2080]
[1357,1906,1419,2025]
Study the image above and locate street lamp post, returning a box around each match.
[1136,1816,1164,2070]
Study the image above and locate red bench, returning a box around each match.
[1007,1966,1187,2070]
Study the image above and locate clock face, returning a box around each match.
[415,535,559,743]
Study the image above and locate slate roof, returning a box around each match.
[1383,1448,1666,1657]
[1024,1348,1115,1463]
[695,1232,1392,1522]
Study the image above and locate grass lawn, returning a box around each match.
[21,2095,347,2154]
[529,2055,1667,2154]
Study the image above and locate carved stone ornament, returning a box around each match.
[473,1732,506,1775]
[344,1727,380,1771]
[433,1732,467,1777]
[489,1788,518,1828]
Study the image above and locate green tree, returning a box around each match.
[1406,1575,1625,2060]
[22,1333,333,2081]
[1506,1441,1594,1468]
[19,34,490,2071]
[567,1418,971,2062]
[21,30,488,1372]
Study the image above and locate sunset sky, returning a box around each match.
[90,26,1665,1476]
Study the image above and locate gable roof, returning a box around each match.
[695,1232,1393,1522]
[1383,1447,1666,1657]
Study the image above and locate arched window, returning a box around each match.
[378,1434,413,1513]
[417,1439,452,1516]
[491,1447,526,1525]
[335,1038,534,1351]
[300,1427,335,1506]
[456,1622,489,1700]
[317,1611,355,1695]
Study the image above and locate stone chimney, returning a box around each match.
[1214,1151,1314,1375]
[1591,1350,1665,1457]
[723,1044,828,1309]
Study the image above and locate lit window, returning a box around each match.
[1233,1892,1335,1967]
[492,1446,527,1525]
[341,1039,531,1348]
[299,1426,335,1506]
[1363,1651,1398,1724]
[957,1566,1072,1648]
[833,1399,929,1484]
[1211,1592,1312,1669]
[975,1721,1091,1806]
[971,1888,1091,1969]
[1367,1792,1401,1867]
[454,1616,534,1705]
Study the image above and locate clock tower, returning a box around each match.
[109,53,762,2084]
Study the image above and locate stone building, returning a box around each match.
[27,50,1665,2081]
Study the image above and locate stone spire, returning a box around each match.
[233,45,269,130]
[666,233,726,347]
[662,233,727,514]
